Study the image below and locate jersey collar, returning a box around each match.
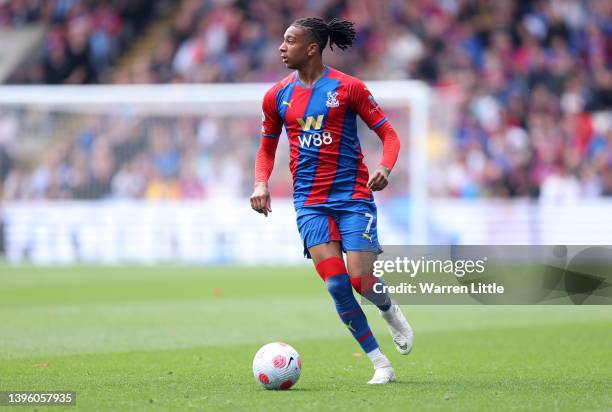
[295,65,330,89]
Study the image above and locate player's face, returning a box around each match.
[279,25,317,69]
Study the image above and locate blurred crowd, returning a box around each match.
[1,0,611,201]
[3,0,158,84]
[2,115,240,201]
[0,109,402,201]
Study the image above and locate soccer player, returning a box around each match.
[250,17,413,384]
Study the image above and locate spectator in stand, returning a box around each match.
[5,0,157,84]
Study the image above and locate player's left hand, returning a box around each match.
[367,165,390,191]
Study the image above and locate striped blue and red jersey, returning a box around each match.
[258,66,397,209]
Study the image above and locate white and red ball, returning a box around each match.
[252,342,302,390]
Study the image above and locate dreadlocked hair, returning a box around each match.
[292,17,356,53]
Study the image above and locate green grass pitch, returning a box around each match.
[0,265,611,411]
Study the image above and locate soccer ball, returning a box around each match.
[252,342,302,390]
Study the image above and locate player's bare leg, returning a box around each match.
[310,242,395,384]
[347,251,413,355]
[307,241,344,262]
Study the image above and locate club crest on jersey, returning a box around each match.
[326,91,339,108]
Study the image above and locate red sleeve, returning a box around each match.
[255,85,283,183]
[374,121,400,171]
[349,78,399,171]
[261,85,283,138]
[349,78,388,130]
[255,136,279,183]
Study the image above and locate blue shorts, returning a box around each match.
[296,201,383,259]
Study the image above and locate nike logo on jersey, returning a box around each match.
[282,100,292,108]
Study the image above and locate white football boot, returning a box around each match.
[381,302,413,355]
[367,366,396,384]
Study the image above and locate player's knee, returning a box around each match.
[325,274,353,302]
[315,256,353,299]
[315,256,347,281]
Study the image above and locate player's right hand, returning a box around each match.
[250,182,272,217]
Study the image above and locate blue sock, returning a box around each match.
[316,257,379,353]
[326,274,379,352]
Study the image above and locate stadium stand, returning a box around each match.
[0,0,610,200]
